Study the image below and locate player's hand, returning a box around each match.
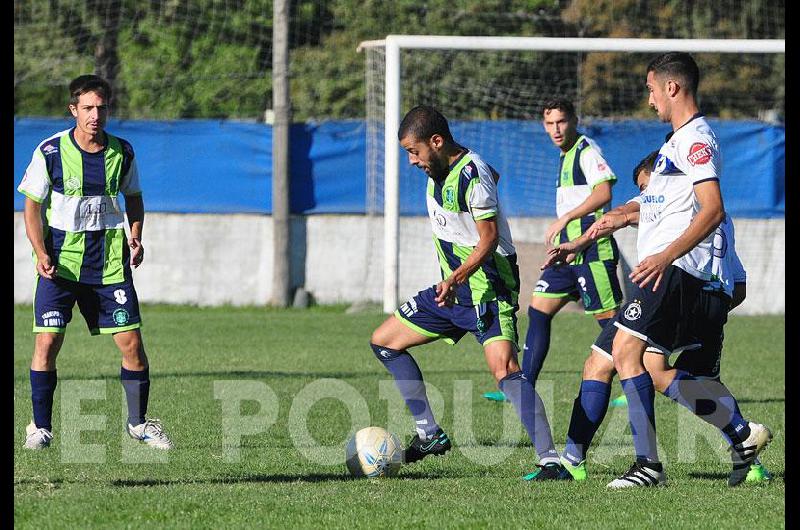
[129,238,144,268]
[36,253,56,279]
[630,251,673,291]
[586,212,627,240]
[544,217,568,249]
[540,243,577,269]
[435,278,456,307]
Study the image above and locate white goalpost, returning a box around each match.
[359,36,785,314]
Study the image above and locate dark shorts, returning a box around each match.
[395,286,519,350]
[671,289,731,379]
[533,260,623,314]
[33,275,142,335]
[609,265,705,354]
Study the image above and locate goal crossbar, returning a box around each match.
[360,36,785,313]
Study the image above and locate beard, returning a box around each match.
[427,155,450,181]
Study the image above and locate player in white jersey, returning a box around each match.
[545,150,772,485]
[571,52,771,488]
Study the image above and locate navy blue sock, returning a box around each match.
[714,378,750,444]
[499,371,559,463]
[120,367,150,426]
[563,379,611,465]
[620,372,659,463]
[521,307,552,382]
[664,371,750,444]
[596,317,612,329]
[370,344,439,438]
[30,369,58,431]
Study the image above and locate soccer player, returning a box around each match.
[369,105,562,475]
[546,150,772,485]
[483,98,622,403]
[539,52,773,488]
[18,75,173,450]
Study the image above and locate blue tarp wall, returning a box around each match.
[14,118,784,218]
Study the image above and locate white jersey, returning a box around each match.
[704,213,746,298]
[635,114,721,280]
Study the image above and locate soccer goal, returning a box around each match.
[359,36,785,314]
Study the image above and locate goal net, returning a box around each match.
[363,37,784,314]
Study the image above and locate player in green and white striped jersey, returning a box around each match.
[18,75,173,451]
[368,105,564,476]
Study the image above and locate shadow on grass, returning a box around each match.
[17,368,581,382]
[688,471,784,481]
[737,398,784,404]
[110,470,455,487]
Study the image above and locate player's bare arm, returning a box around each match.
[435,217,499,306]
[23,197,56,279]
[586,201,640,240]
[545,181,612,246]
[125,194,145,268]
[631,180,725,291]
[543,200,640,270]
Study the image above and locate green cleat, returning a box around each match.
[609,394,628,407]
[483,390,509,402]
[745,462,772,483]
[561,458,588,481]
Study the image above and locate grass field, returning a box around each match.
[14,304,785,528]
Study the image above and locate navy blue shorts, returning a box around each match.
[33,275,142,335]
[609,265,705,354]
[671,289,730,379]
[533,260,622,314]
[395,286,519,350]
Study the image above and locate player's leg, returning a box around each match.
[608,266,711,488]
[605,327,666,488]
[470,301,568,480]
[88,280,172,449]
[659,291,772,485]
[482,338,568,481]
[580,259,623,405]
[483,268,574,403]
[26,276,75,449]
[523,266,575,382]
[372,287,457,462]
[561,322,618,478]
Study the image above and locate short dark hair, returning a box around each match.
[646,52,700,95]
[398,105,454,143]
[633,150,661,186]
[542,98,576,120]
[69,74,112,106]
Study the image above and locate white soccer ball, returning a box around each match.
[345,426,403,478]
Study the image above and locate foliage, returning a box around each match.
[14,0,784,120]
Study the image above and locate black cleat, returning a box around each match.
[403,428,451,464]
[522,462,573,481]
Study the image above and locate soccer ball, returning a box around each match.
[345,426,403,478]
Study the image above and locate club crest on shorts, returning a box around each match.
[112,308,130,325]
[624,300,642,321]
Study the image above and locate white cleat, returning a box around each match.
[729,422,773,486]
[127,418,174,450]
[24,421,53,450]
[607,460,666,489]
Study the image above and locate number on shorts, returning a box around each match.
[114,289,128,305]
